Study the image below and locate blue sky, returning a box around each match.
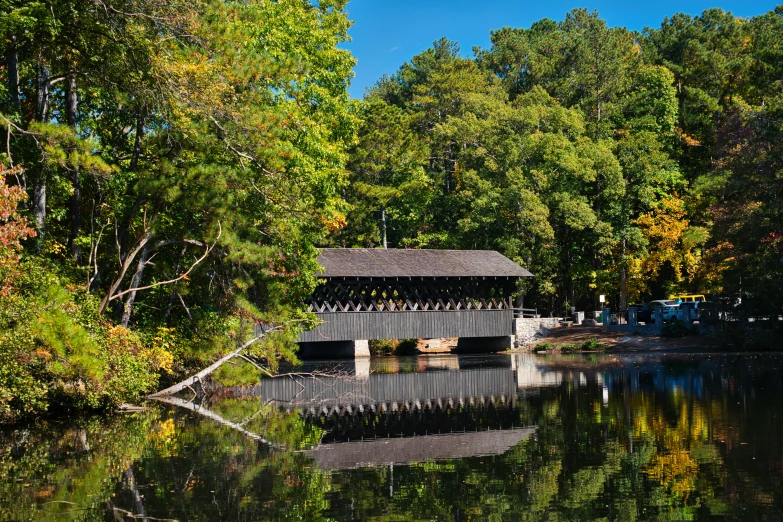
[342,0,779,99]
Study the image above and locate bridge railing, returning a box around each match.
[513,307,538,318]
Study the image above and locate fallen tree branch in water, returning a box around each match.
[147,326,282,398]
[152,395,281,448]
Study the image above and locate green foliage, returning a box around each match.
[0,411,159,521]
[557,338,608,353]
[368,338,395,356]
[533,342,552,353]
[534,339,606,353]
[581,337,607,352]
[661,318,698,338]
[0,0,357,421]
[340,5,783,318]
[0,257,173,421]
[343,8,695,314]
[368,338,419,356]
[393,339,420,355]
[2,0,783,423]
[336,100,429,247]
[0,357,47,422]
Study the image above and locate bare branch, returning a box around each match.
[237,354,273,376]
[7,122,12,168]
[92,0,173,24]
[114,217,122,267]
[107,222,221,302]
[154,238,207,249]
[110,506,178,522]
[153,395,281,448]
[177,292,193,322]
[208,115,256,168]
[99,226,154,313]
[0,114,40,140]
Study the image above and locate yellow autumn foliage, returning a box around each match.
[635,197,700,293]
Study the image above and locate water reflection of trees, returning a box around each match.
[0,403,331,521]
[3,356,783,520]
[0,413,157,520]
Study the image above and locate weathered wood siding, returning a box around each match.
[243,366,517,407]
[297,309,513,342]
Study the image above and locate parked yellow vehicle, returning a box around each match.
[669,294,706,303]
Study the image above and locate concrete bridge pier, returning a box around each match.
[298,340,370,359]
[355,356,370,378]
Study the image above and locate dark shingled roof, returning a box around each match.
[305,428,536,470]
[316,248,532,278]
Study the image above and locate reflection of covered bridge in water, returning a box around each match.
[250,364,540,468]
[256,366,518,412]
[297,249,533,357]
[204,356,605,470]
[253,355,586,416]
[305,428,537,470]
[245,357,579,449]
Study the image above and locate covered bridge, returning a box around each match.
[298,249,532,357]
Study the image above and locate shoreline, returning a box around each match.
[513,324,730,353]
[411,324,732,356]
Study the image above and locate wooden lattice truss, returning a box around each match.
[308,277,517,313]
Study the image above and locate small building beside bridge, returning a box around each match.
[298,248,533,357]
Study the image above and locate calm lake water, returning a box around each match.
[3,353,783,521]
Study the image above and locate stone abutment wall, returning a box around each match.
[513,317,563,346]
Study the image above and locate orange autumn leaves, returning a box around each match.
[1,166,36,296]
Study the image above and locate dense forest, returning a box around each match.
[337,7,783,317]
[1,0,782,421]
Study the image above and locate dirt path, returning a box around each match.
[524,324,728,352]
[407,324,728,355]
[416,338,457,353]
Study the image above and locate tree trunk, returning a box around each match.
[66,72,81,261]
[28,64,51,243]
[7,37,20,113]
[619,239,627,312]
[444,145,453,194]
[147,330,277,398]
[121,467,147,521]
[164,245,188,323]
[32,181,46,240]
[68,169,81,260]
[129,111,145,173]
[75,429,90,452]
[381,206,387,249]
[514,279,525,310]
[119,195,146,263]
[99,229,154,315]
[164,291,177,324]
[36,64,50,121]
[120,241,152,327]
[66,72,77,127]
